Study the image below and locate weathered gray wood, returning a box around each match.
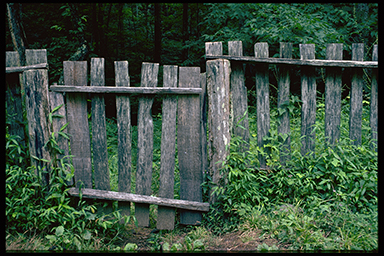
[90,58,110,191]
[6,63,48,73]
[6,51,26,151]
[255,42,270,168]
[114,61,132,224]
[324,44,343,147]
[49,87,72,186]
[349,43,364,146]
[205,55,378,68]
[136,62,159,227]
[229,41,250,153]
[370,45,378,151]
[206,41,231,205]
[68,188,210,212]
[157,65,178,230]
[23,69,52,186]
[49,86,202,94]
[300,44,317,156]
[178,66,203,225]
[64,61,93,189]
[277,42,293,165]
[200,73,208,183]
[26,49,47,66]
[205,42,223,57]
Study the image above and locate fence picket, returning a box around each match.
[157,65,178,230]
[136,62,159,227]
[349,43,364,146]
[277,42,293,165]
[370,45,378,151]
[300,44,317,156]
[115,61,132,223]
[255,42,270,168]
[178,66,203,225]
[64,61,93,188]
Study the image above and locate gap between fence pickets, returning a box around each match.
[68,188,209,212]
[49,85,202,94]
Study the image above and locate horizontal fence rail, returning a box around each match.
[5,62,49,73]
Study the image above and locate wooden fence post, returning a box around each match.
[325,43,343,147]
[300,44,316,156]
[136,62,159,227]
[157,65,178,230]
[200,72,208,180]
[277,42,293,165]
[115,61,132,223]
[178,66,203,225]
[205,42,231,205]
[229,41,250,152]
[349,43,364,146]
[64,61,93,188]
[23,49,51,186]
[254,42,270,168]
[370,45,378,151]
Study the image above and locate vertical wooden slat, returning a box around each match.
[178,66,203,225]
[349,43,364,146]
[90,58,110,191]
[200,72,208,180]
[136,62,159,227]
[229,41,250,152]
[6,51,26,151]
[325,43,343,147]
[300,44,316,156]
[370,45,378,151]
[64,61,93,188]
[23,68,52,186]
[277,42,293,165]
[115,61,132,223]
[205,41,231,205]
[157,65,178,230]
[254,42,270,168]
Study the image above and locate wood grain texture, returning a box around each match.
[64,61,93,188]
[370,45,378,151]
[178,66,203,225]
[50,86,201,94]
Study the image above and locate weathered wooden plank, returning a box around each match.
[136,62,159,227]
[49,86,202,94]
[114,61,132,223]
[90,58,110,191]
[205,55,378,68]
[277,42,292,165]
[205,42,231,205]
[157,65,178,230]
[349,43,364,146]
[255,42,270,168]
[49,86,72,186]
[200,72,208,183]
[68,188,210,212]
[64,61,93,189]
[205,42,223,58]
[23,69,52,186]
[6,51,26,151]
[324,44,343,147]
[300,44,317,156]
[370,45,378,151]
[178,66,203,225]
[6,63,48,73]
[229,41,250,153]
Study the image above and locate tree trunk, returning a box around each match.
[6,3,26,66]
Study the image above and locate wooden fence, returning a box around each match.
[205,41,378,178]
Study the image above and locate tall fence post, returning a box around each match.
[157,65,178,230]
[370,45,378,151]
[64,61,93,188]
[349,43,364,146]
[254,42,270,168]
[277,42,293,165]
[200,72,208,181]
[115,61,132,223]
[325,43,343,147]
[228,41,250,152]
[178,66,203,225]
[205,42,231,205]
[300,44,317,156]
[136,62,159,227]
[23,49,51,186]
